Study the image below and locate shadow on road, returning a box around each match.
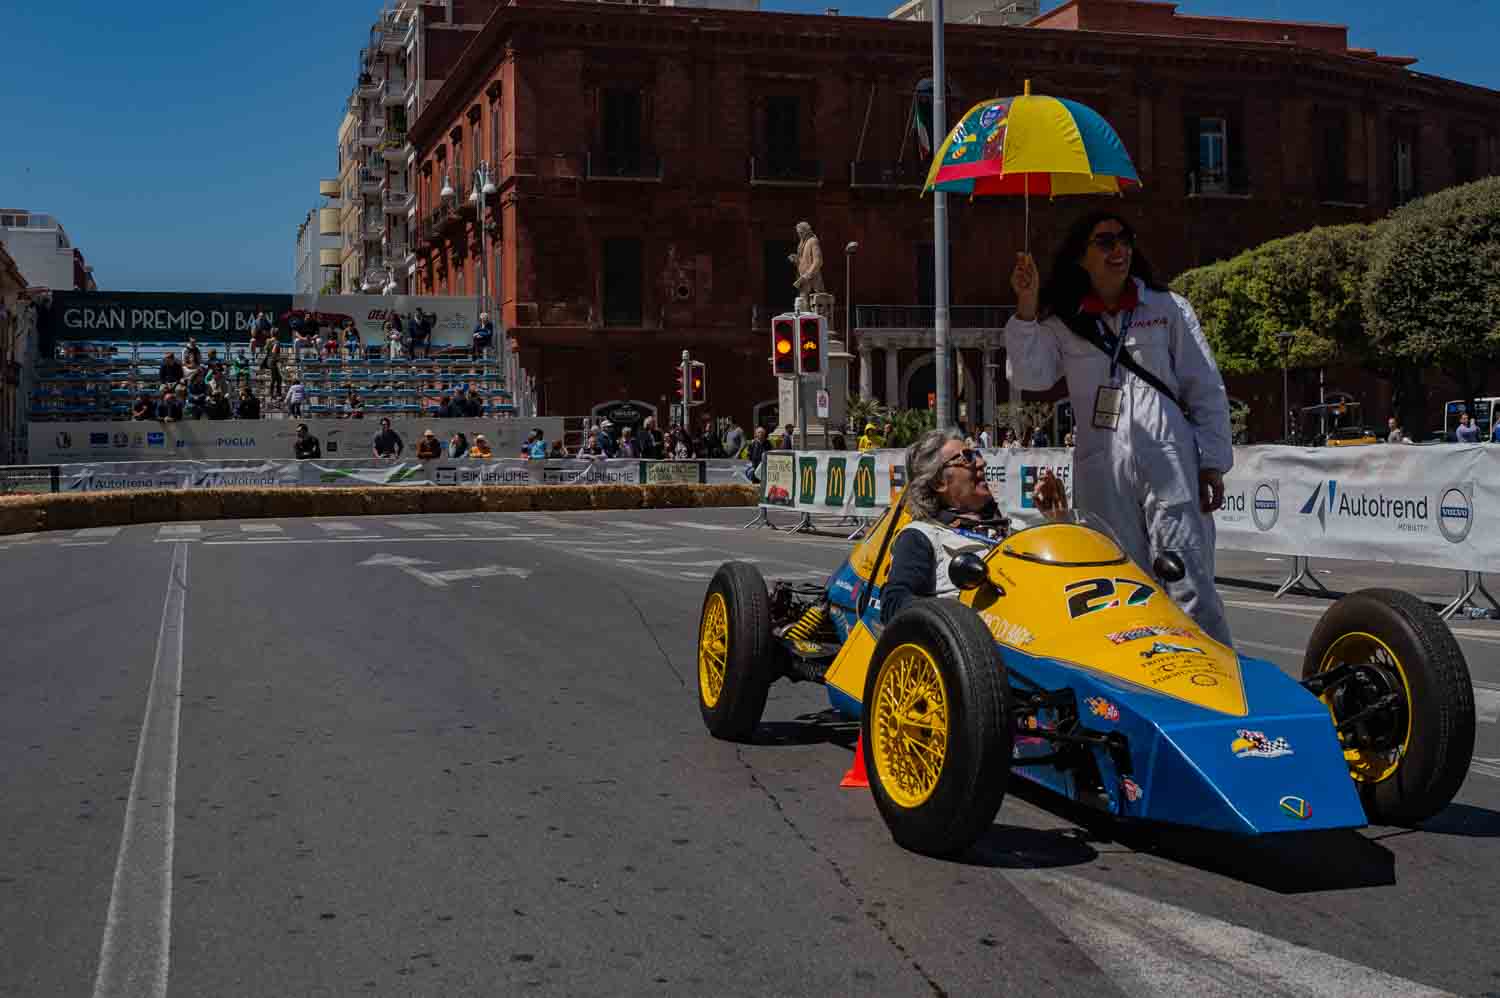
[964,824,1100,870]
[753,712,858,749]
[1409,802,1500,838]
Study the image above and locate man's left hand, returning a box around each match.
[1199,469,1225,513]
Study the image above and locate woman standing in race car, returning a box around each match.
[1007,211,1234,645]
[880,430,1009,625]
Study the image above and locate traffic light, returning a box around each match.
[772,318,796,375]
[797,315,825,376]
[688,360,706,405]
[674,364,686,403]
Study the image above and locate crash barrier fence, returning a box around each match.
[0,483,759,537]
[12,458,752,493]
[751,445,1500,620]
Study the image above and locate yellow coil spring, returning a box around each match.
[785,604,827,641]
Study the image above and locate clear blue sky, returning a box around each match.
[2,0,1493,294]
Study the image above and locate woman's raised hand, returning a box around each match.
[1011,252,1040,320]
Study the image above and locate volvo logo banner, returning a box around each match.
[1438,484,1474,545]
[1251,480,1279,533]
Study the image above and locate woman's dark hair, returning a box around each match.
[1039,211,1166,326]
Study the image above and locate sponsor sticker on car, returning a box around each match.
[1231,729,1293,759]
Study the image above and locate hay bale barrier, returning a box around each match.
[0,484,759,537]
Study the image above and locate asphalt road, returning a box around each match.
[3,507,1500,997]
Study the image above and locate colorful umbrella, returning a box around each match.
[922,81,1141,198]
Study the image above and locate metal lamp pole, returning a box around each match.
[931,0,950,430]
[1276,331,1294,442]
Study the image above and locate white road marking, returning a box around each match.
[667,520,744,532]
[74,526,124,539]
[61,541,113,547]
[515,514,577,530]
[202,534,552,546]
[1237,639,1304,658]
[460,520,517,531]
[426,565,532,584]
[388,520,439,532]
[357,552,530,588]
[238,523,283,534]
[154,525,201,541]
[616,558,758,568]
[91,543,188,998]
[571,545,702,556]
[314,521,363,533]
[1004,868,1452,998]
[1470,758,1500,780]
[601,520,670,531]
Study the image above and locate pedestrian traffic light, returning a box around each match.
[772,318,796,376]
[675,364,686,402]
[688,360,706,405]
[797,315,825,376]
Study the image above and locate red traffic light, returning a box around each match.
[797,317,823,375]
[772,319,796,375]
[688,360,706,405]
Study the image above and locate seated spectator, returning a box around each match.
[372,417,404,458]
[548,440,566,458]
[447,390,468,418]
[158,389,183,422]
[345,388,365,419]
[386,326,405,361]
[132,393,156,420]
[470,434,493,458]
[285,378,305,417]
[434,394,453,417]
[464,390,482,418]
[672,431,691,459]
[159,352,184,386]
[321,332,339,360]
[181,358,201,384]
[417,429,442,460]
[472,312,495,360]
[206,348,220,367]
[230,349,251,387]
[237,387,261,420]
[449,432,469,458]
[293,422,322,459]
[206,390,232,420]
[409,309,432,359]
[343,319,362,361]
[525,429,547,459]
[184,339,201,366]
[187,375,210,419]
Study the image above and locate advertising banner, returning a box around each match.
[31,418,563,463]
[758,444,1500,575]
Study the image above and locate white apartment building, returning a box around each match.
[0,210,98,292]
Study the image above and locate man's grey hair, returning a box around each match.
[904,428,966,520]
[795,221,812,238]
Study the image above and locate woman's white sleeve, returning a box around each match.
[1003,315,1064,391]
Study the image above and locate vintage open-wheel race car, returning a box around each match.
[696,492,1477,858]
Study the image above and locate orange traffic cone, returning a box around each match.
[840,733,869,789]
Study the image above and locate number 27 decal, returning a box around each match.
[1064,577,1156,619]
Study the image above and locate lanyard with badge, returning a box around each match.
[1091,308,1134,432]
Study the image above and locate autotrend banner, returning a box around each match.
[759,445,1500,574]
[57,458,745,492]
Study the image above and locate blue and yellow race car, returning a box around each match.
[697,494,1476,858]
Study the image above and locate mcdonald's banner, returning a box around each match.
[758,445,1500,575]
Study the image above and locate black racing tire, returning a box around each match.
[697,562,780,742]
[862,599,1012,858]
[1302,588,1475,825]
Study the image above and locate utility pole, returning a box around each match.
[931,0,950,430]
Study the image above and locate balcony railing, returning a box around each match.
[854,305,1014,330]
[364,214,385,239]
[382,190,413,213]
[1186,167,1251,197]
[749,156,822,187]
[356,68,382,99]
[585,147,663,181]
[382,79,406,105]
[850,160,927,190]
[358,168,382,192]
[357,124,383,146]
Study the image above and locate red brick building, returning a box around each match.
[405,0,1500,430]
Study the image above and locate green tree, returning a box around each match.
[1364,176,1500,433]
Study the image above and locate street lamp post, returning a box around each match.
[1275,331,1295,442]
[469,162,498,331]
[930,2,951,430]
[844,240,858,397]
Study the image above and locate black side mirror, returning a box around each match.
[1153,551,1186,583]
[948,552,990,591]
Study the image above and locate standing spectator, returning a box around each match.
[1387,416,1407,444]
[1031,425,1050,448]
[343,319,363,361]
[285,378,306,418]
[597,420,617,457]
[417,429,442,460]
[261,340,284,400]
[526,429,547,459]
[638,416,663,459]
[293,320,316,360]
[978,424,992,448]
[783,422,798,450]
[723,419,745,460]
[1064,430,1076,448]
[159,351,184,387]
[858,422,883,451]
[617,426,640,458]
[372,418,404,458]
[404,311,423,359]
[699,417,724,458]
[472,311,495,360]
[387,324,405,361]
[288,311,304,342]
[293,422,322,459]
[230,349,251,388]
[132,393,156,420]
[449,431,469,458]
[251,309,273,360]
[408,309,432,359]
[419,309,434,354]
[548,440,567,458]
[158,388,183,422]
[1455,413,1480,443]
[237,386,261,420]
[470,434,493,458]
[1492,421,1500,444]
[578,432,604,457]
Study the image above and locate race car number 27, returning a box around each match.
[1064,577,1156,619]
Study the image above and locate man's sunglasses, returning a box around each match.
[1089,230,1135,252]
[942,448,983,469]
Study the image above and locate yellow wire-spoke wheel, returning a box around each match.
[699,592,729,709]
[1317,631,1413,784]
[871,643,951,809]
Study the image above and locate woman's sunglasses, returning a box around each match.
[1089,230,1135,252]
[942,448,983,470]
